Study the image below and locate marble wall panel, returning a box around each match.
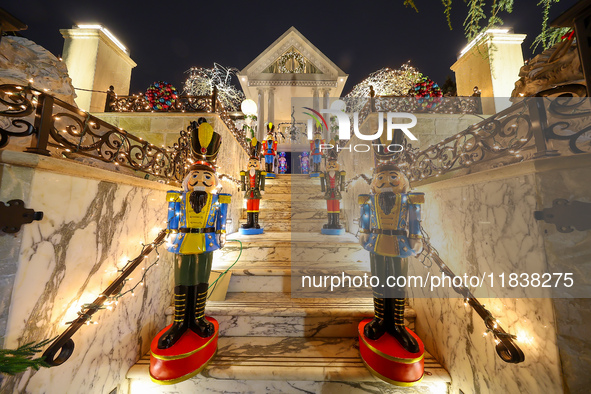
[0,162,174,394]
[410,173,563,394]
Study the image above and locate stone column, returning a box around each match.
[323,88,331,140]
[257,88,265,141]
[312,88,320,111]
[267,87,275,128]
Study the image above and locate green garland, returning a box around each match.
[0,338,52,375]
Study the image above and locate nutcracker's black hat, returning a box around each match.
[188,119,221,172]
[326,148,338,162]
[249,138,261,160]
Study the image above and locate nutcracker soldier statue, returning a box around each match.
[300,152,310,174]
[319,149,346,235]
[150,119,231,384]
[357,162,426,386]
[262,123,278,178]
[309,130,324,177]
[278,152,288,174]
[239,139,266,235]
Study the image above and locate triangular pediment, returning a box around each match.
[240,27,346,78]
[262,47,323,74]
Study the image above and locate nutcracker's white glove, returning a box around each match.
[217,233,227,248]
[359,233,369,246]
[409,238,424,255]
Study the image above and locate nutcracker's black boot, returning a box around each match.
[387,298,419,353]
[158,285,191,349]
[241,212,254,229]
[323,213,331,229]
[363,292,387,340]
[253,212,261,229]
[266,163,273,173]
[332,213,343,229]
[190,283,214,338]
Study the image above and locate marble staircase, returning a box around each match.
[126,174,451,393]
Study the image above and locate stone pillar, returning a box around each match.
[60,26,136,112]
[267,87,275,128]
[312,88,320,111]
[450,30,526,114]
[257,88,265,140]
[323,88,331,141]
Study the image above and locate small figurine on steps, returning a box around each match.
[319,149,345,235]
[309,130,324,176]
[150,119,230,384]
[262,123,278,178]
[300,152,310,174]
[357,162,425,386]
[278,152,288,174]
[239,139,266,235]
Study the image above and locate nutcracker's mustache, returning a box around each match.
[189,180,213,188]
[378,192,397,215]
[189,190,208,214]
[376,181,400,189]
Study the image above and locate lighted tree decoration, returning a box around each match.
[184,63,245,111]
[345,63,423,112]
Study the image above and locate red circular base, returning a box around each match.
[358,318,425,386]
[149,317,218,385]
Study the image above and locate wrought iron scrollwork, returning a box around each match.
[545,97,591,154]
[0,84,37,148]
[401,101,535,181]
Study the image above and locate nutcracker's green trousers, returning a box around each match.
[175,253,213,286]
[370,255,408,298]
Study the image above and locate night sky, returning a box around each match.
[4,1,580,95]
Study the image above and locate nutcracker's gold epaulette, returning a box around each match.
[408,193,425,204]
[340,171,346,176]
[261,171,267,176]
[320,172,325,178]
[240,171,246,176]
[358,194,371,205]
[218,194,231,204]
[166,191,181,202]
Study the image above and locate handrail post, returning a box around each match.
[528,98,560,158]
[25,93,52,156]
[211,86,218,113]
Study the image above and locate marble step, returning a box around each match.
[164,285,415,337]
[127,337,450,393]
[266,176,321,185]
[262,193,326,202]
[220,232,367,263]
[203,292,415,337]
[260,218,327,232]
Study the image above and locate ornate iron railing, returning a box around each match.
[0,84,250,184]
[106,86,249,151]
[382,97,591,182]
[107,93,214,113]
[0,84,196,185]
